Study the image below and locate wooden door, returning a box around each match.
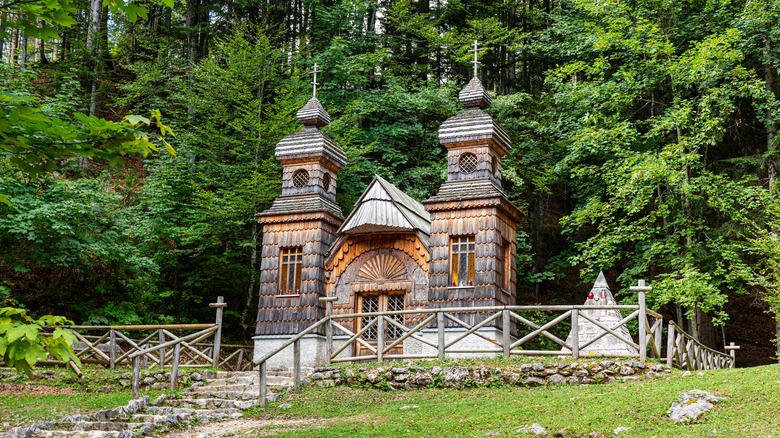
[355,292,405,357]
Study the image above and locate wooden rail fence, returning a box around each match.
[254,280,739,406]
[666,321,737,370]
[31,297,254,386]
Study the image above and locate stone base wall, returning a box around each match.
[252,334,353,371]
[404,327,508,358]
[308,360,670,390]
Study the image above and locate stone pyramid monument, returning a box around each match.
[562,272,638,356]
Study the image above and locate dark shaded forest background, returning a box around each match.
[2,0,780,365]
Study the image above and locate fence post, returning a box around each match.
[437,311,445,360]
[259,361,267,407]
[209,296,226,368]
[666,322,675,368]
[654,319,662,359]
[132,356,140,399]
[109,329,116,369]
[502,309,511,358]
[170,343,180,391]
[319,297,337,364]
[571,309,579,359]
[376,315,385,362]
[293,339,301,391]
[158,329,166,368]
[725,342,740,369]
[630,280,651,362]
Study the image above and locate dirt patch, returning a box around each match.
[163,418,331,437]
[0,383,77,395]
[163,414,372,437]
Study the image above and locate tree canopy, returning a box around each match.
[1,0,779,361]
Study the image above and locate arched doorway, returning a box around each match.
[351,252,411,356]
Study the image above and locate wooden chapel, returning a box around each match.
[253,60,521,366]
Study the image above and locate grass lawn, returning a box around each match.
[0,365,170,432]
[243,363,780,437]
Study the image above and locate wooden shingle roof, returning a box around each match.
[438,109,511,154]
[338,175,431,236]
[274,126,347,170]
[274,97,347,169]
[257,194,344,222]
[424,178,508,204]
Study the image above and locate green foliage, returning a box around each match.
[0,308,80,377]
[550,0,780,321]
[0,63,175,197]
[4,0,780,347]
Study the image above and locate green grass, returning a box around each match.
[0,365,172,431]
[243,363,780,437]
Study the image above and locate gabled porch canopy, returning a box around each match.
[339,175,431,236]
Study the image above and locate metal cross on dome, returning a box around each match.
[471,40,483,78]
[309,62,322,98]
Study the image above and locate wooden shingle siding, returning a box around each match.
[256,219,340,336]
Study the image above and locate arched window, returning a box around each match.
[322,172,331,191]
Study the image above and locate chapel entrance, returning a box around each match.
[355,291,405,357]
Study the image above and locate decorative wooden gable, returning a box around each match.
[356,254,407,283]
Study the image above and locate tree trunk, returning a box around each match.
[241,62,269,328]
[0,13,5,62]
[87,0,102,117]
[186,0,200,68]
[9,26,18,64]
[764,38,779,363]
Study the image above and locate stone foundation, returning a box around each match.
[307,360,670,390]
[404,327,510,358]
[252,334,353,371]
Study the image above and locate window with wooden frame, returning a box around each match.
[279,247,303,295]
[498,238,511,292]
[450,236,475,286]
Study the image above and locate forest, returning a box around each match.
[2,0,780,364]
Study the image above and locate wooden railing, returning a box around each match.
[32,297,255,382]
[69,323,219,369]
[128,325,219,397]
[666,321,737,370]
[253,281,739,406]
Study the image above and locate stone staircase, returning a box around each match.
[5,370,295,438]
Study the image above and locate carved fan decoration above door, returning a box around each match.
[356,254,406,282]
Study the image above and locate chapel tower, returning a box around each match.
[255,70,347,337]
[423,45,521,325]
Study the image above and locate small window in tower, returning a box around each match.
[450,236,475,287]
[459,153,478,174]
[293,169,309,188]
[492,156,499,177]
[503,239,511,291]
[322,172,331,191]
[279,247,303,295]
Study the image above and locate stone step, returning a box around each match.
[58,421,154,435]
[188,383,254,393]
[129,414,192,427]
[201,375,293,388]
[165,397,260,410]
[182,390,258,401]
[214,371,258,379]
[214,369,304,378]
[214,376,260,386]
[144,406,242,418]
[34,431,129,438]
